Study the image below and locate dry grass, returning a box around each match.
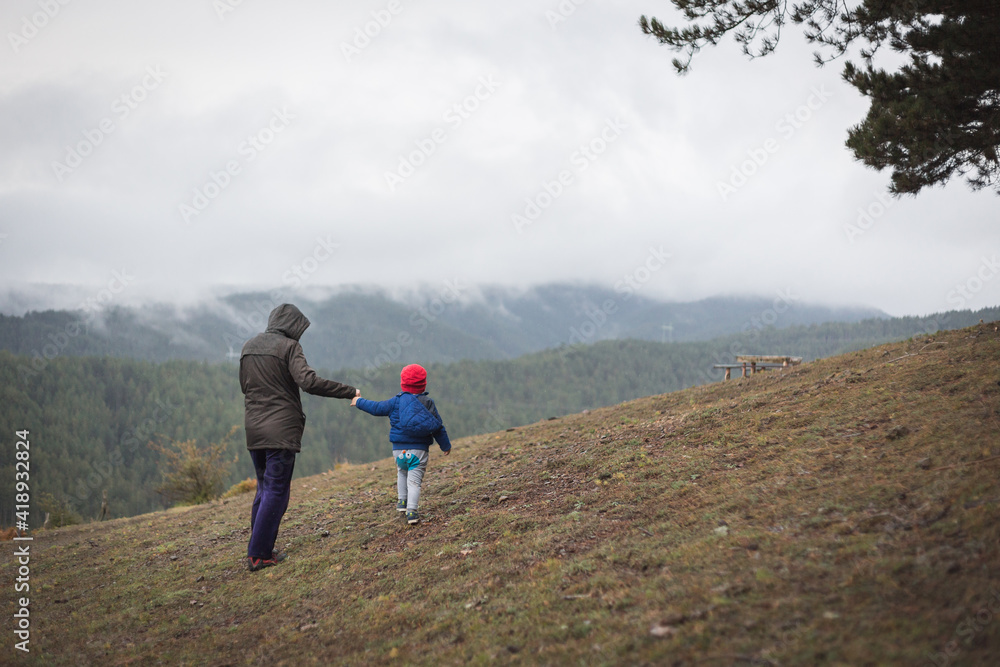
[17,322,1000,665]
[221,478,258,500]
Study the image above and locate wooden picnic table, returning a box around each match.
[713,355,802,380]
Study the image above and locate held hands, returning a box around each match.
[351,388,361,406]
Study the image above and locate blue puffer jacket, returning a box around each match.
[354,392,452,452]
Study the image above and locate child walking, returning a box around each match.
[351,364,451,525]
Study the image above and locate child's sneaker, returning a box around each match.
[396,499,407,512]
[406,510,419,525]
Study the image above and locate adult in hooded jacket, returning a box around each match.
[239,303,357,570]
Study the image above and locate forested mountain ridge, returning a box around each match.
[1,303,997,524]
[0,284,886,372]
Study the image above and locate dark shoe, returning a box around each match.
[272,551,288,564]
[248,553,285,572]
[396,499,407,512]
[406,510,419,525]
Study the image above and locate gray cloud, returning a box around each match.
[0,0,996,318]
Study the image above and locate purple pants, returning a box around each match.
[248,448,296,559]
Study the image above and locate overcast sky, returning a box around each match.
[0,0,996,318]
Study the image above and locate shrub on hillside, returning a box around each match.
[150,426,239,506]
[36,492,83,528]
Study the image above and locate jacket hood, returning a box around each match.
[265,303,310,341]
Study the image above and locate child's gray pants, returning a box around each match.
[395,449,429,511]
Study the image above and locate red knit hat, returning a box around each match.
[400,364,427,393]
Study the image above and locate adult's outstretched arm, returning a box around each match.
[288,342,356,398]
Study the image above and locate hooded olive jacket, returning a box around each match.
[239,304,356,452]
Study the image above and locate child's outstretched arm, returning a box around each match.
[353,395,395,416]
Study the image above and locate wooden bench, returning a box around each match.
[713,355,802,380]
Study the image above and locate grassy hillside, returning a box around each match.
[11,322,1000,665]
[5,304,999,522]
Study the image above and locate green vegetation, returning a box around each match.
[20,322,1000,664]
[0,355,248,523]
[0,340,716,522]
[1,305,997,523]
[35,492,82,528]
[150,426,240,506]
